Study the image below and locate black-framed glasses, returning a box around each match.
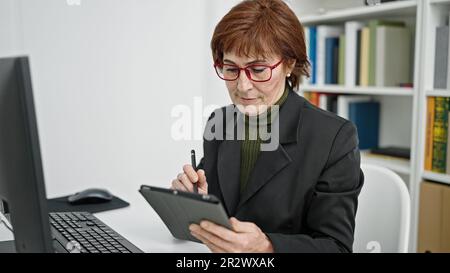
[214,60,283,82]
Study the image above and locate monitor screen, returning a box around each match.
[0,56,53,252]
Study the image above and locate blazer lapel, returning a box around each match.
[217,140,241,216]
[237,143,292,209]
[216,90,305,214]
[237,89,305,210]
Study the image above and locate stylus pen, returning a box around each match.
[191,149,198,193]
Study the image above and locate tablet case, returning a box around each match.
[139,185,231,243]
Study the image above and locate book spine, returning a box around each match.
[432,97,449,173]
[356,30,362,86]
[325,38,336,84]
[309,27,317,85]
[359,27,370,87]
[345,22,364,87]
[425,97,435,171]
[446,112,450,174]
[369,20,378,86]
[338,35,346,85]
[434,26,449,89]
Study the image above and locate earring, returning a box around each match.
[287,73,291,78]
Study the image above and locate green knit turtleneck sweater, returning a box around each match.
[239,86,289,195]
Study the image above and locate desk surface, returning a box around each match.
[0,190,210,253]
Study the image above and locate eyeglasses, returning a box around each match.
[214,60,283,82]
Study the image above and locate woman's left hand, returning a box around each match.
[189,217,274,253]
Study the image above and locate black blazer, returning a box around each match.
[198,89,364,253]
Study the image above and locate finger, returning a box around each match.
[177,173,194,192]
[230,217,257,233]
[197,169,207,188]
[191,224,236,252]
[183,164,199,183]
[171,179,189,192]
[191,231,226,253]
[200,220,238,242]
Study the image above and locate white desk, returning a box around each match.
[0,190,210,253]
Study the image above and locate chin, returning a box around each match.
[235,103,268,116]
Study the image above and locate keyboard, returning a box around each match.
[49,212,143,253]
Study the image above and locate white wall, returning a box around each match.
[0,0,407,201]
[0,0,22,55]
[0,0,239,199]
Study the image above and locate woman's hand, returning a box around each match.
[189,217,274,253]
[170,164,208,194]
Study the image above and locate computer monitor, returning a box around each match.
[0,56,54,252]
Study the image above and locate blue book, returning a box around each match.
[309,27,317,84]
[348,101,380,150]
[325,37,339,84]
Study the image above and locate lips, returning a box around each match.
[239,97,258,104]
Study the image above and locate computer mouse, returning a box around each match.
[67,188,113,205]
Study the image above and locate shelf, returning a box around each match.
[300,0,417,25]
[361,152,411,175]
[430,0,450,5]
[422,171,450,185]
[300,85,414,96]
[426,89,450,97]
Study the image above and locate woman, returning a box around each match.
[170,0,363,253]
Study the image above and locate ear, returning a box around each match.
[285,59,297,75]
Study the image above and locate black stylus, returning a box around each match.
[191,150,198,193]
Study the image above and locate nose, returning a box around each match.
[237,70,253,92]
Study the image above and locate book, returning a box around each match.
[375,26,411,87]
[370,146,410,159]
[356,29,362,86]
[446,12,450,90]
[425,97,435,171]
[434,26,449,89]
[325,37,339,84]
[303,27,310,84]
[368,20,405,86]
[327,95,338,114]
[359,27,370,86]
[345,21,365,87]
[338,34,346,86]
[319,93,328,110]
[431,97,449,173]
[348,101,380,150]
[308,27,317,85]
[447,114,450,174]
[317,26,344,85]
[337,95,372,120]
[310,92,320,107]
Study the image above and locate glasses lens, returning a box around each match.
[247,66,271,82]
[216,64,239,80]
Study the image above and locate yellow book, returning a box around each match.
[359,27,370,87]
[425,97,435,171]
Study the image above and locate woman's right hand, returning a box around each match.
[170,164,208,194]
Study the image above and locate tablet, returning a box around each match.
[139,185,231,243]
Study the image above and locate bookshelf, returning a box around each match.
[430,0,450,5]
[361,152,411,175]
[422,171,450,185]
[300,1,418,26]
[294,0,424,252]
[300,85,414,96]
[426,89,450,97]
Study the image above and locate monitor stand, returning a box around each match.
[0,240,16,253]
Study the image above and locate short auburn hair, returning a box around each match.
[211,0,310,89]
